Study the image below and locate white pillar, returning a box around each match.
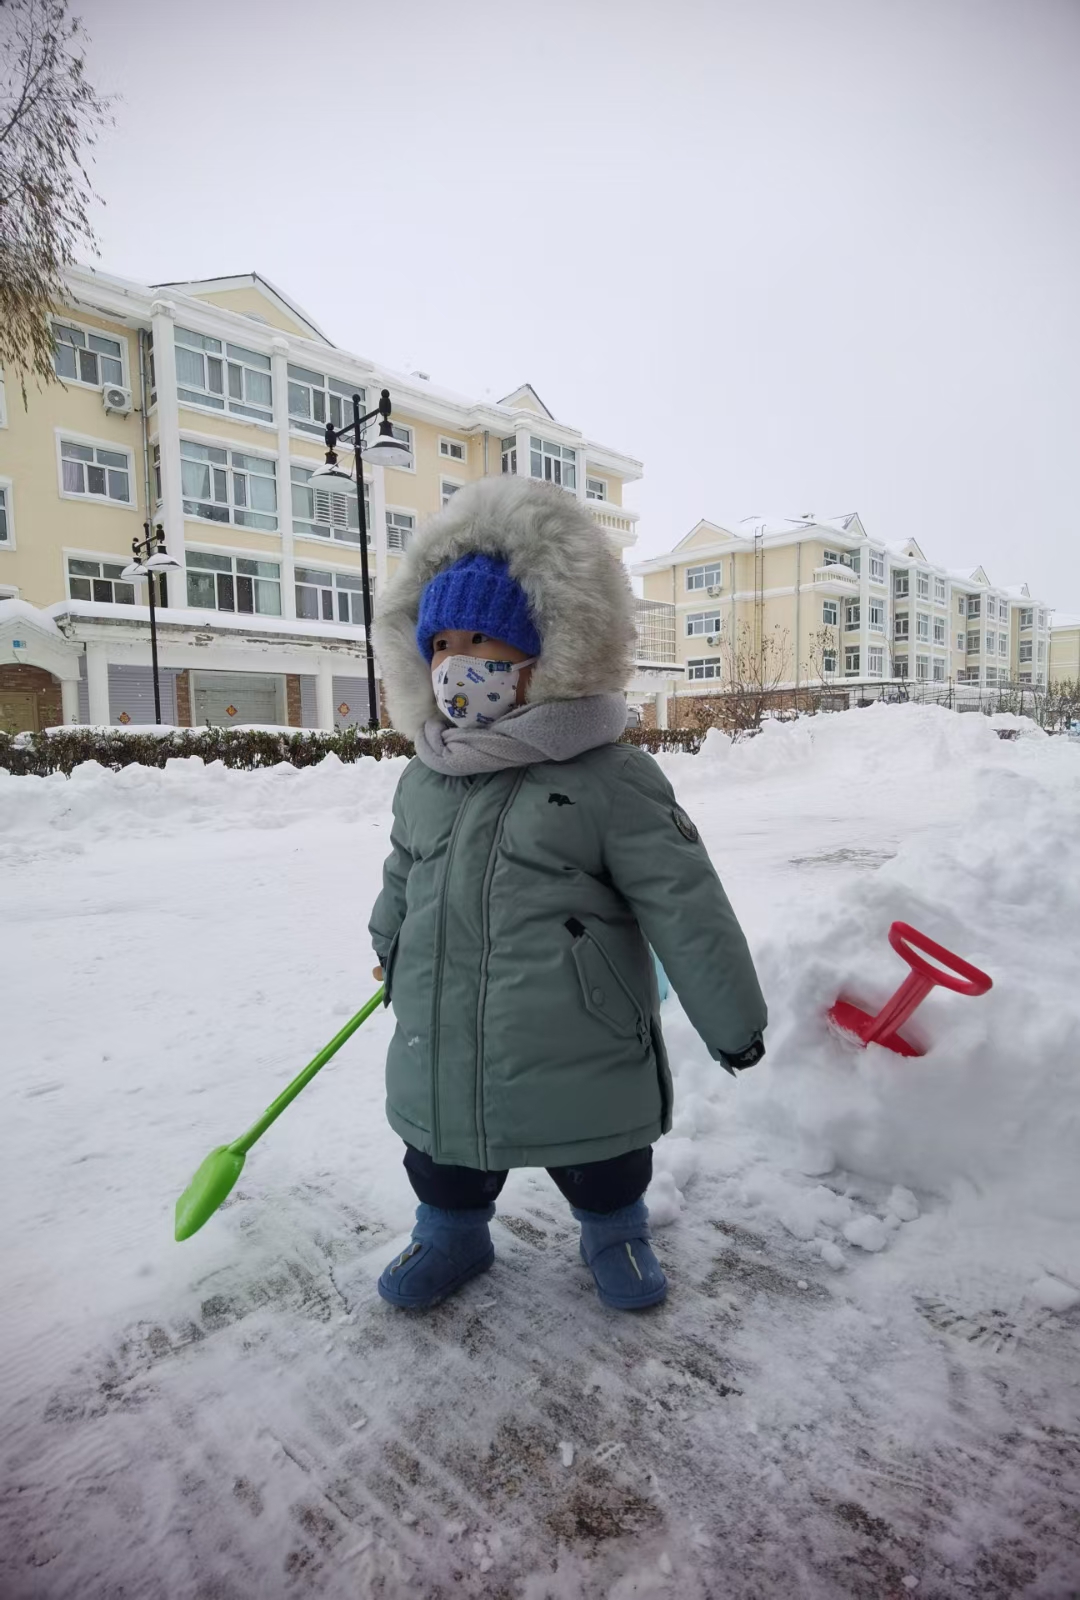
[515,426,531,482]
[270,338,296,620]
[574,445,586,503]
[150,301,186,609]
[372,463,388,589]
[60,678,79,724]
[315,656,335,731]
[86,643,110,725]
[654,689,669,729]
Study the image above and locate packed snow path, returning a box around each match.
[2,707,1078,1598]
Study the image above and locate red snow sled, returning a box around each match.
[829,921,992,1058]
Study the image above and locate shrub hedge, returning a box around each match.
[0,722,703,777]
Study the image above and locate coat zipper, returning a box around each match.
[474,771,527,1168]
[429,780,483,1157]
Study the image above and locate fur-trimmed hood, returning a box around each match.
[372,477,637,740]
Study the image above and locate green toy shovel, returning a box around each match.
[174,987,385,1241]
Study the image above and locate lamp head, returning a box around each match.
[120,562,148,580]
[366,418,413,470]
[309,458,358,493]
[144,550,183,572]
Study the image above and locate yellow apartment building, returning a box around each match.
[1049,617,1080,684]
[632,515,1054,725]
[0,266,642,733]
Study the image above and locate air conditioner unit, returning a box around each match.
[706,585,722,597]
[706,635,721,647]
[102,383,133,415]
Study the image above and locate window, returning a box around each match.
[53,322,124,388]
[844,646,860,676]
[956,668,976,683]
[934,577,947,605]
[186,551,281,615]
[984,632,995,655]
[0,484,10,545]
[869,599,884,632]
[916,613,930,641]
[893,570,909,598]
[894,656,908,679]
[822,600,838,626]
[60,439,131,504]
[295,566,371,627]
[687,657,721,681]
[1019,672,1032,683]
[999,599,1009,620]
[917,571,930,599]
[1038,609,1047,629]
[822,650,837,674]
[500,436,517,475]
[999,635,1008,656]
[916,655,930,680]
[181,441,277,530]
[686,564,723,592]
[1020,607,1033,628]
[686,611,723,637]
[956,632,965,652]
[867,646,884,676]
[287,365,361,437]
[967,631,980,654]
[968,595,981,618]
[152,444,162,507]
[933,616,945,645]
[439,437,466,462]
[845,603,860,631]
[984,667,998,685]
[586,477,607,501]
[176,328,273,422]
[441,478,462,507]
[67,557,136,605]
[957,596,966,617]
[386,510,415,552]
[529,435,576,490]
[932,658,945,681]
[1038,640,1046,660]
[894,615,909,640]
[291,464,367,544]
[1019,641,1033,663]
[869,551,885,583]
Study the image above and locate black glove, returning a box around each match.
[718,1034,765,1075]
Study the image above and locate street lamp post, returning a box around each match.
[309,387,412,731]
[122,523,182,724]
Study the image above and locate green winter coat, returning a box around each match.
[369,741,767,1170]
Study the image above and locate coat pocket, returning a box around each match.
[382,929,402,1006]
[565,918,649,1044]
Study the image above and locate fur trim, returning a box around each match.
[372,477,637,740]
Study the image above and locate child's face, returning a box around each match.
[430,631,534,705]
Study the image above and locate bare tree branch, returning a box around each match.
[0,0,112,401]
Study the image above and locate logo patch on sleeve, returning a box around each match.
[672,806,699,842]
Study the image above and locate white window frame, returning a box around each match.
[934,576,947,605]
[55,431,136,510]
[957,595,967,617]
[185,546,282,617]
[956,633,965,651]
[685,611,723,637]
[180,436,278,532]
[932,658,946,681]
[869,599,884,632]
[998,636,1008,657]
[916,570,930,599]
[844,646,860,676]
[0,477,13,549]
[290,462,369,546]
[51,317,128,390]
[386,507,416,553]
[440,476,464,507]
[686,563,723,592]
[844,603,860,632]
[529,435,577,491]
[866,645,884,676]
[1019,607,1033,628]
[968,595,981,618]
[933,616,946,645]
[894,615,909,640]
[984,631,995,655]
[822,600,838,626]
[967,630,981,654]
[287,363,363,439]
[894,655,908,679]
[916,612,930,642]
[294,562,372,627]
[175,326,274,426]
[64,549,142,606]
[500,436,517,475]
[438,436,467,464]
[915,654,930,680]
[586,476,608,501]
[893,570,910,598]
[822,649,837,675]
[1018,641,1033,663]
[869,551,885,583]
[686,657,722,681]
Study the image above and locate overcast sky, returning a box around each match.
[78,0,1080,610]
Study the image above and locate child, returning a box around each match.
[369,477,766,1312]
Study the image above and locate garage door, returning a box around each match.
[192,672,284,728]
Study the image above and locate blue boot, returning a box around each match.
[573,1199,668,1310]
[377,1203,495,1309]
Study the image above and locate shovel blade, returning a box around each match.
[174,1145,246,1241]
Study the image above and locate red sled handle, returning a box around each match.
[888,922,993,998]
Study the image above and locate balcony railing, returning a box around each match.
[590,504,639,543]
[813,564,859,590]
[633,597,677,665]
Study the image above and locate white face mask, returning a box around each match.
[432,653,536,727]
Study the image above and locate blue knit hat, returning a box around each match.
[416,552,541,663]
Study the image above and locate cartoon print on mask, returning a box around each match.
[431,652,537,728]
[448,693,469,719]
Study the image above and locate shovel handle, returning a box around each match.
[888,922,992,997]
[230,987,385,1156]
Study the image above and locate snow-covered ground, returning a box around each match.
[2,705,1078,1599]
